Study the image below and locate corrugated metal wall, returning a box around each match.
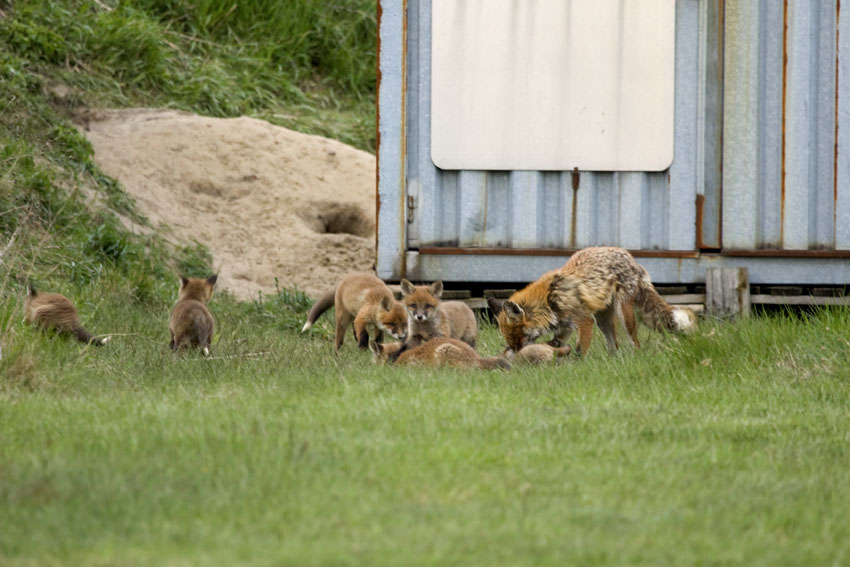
[376,0,850,285]
[724,0,848,250]
[405,0,702,251]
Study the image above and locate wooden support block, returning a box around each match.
[705,267,750,318]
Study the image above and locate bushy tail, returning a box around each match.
[301,287,336,332]
[71,323,108,346]
[635,275,696,333]
[475,356,512,371]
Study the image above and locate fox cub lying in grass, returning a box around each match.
[24,284,108,345]
[370,337,511,371]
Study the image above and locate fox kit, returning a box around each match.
[369,337,511,371]
[488,246,696,355]
[24,284,108,345]
[169,275,217,355]
[301,272,407,350]
[511,343,572,366]
[400,279,478,348]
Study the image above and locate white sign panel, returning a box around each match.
[431,0,676,171]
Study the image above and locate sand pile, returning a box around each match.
[77,108,376,300]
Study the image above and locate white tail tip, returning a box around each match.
[100,337,111,345]
[673,308,696,332]
[301,321,311,333]
[202,347,210,357]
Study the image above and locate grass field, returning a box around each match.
[2,0,850,564]
[2,287,850,565]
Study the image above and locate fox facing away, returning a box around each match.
[488,246,696,355]
[400,279,478,348]
[24,284,108,345]
[169,275,217,355]
[301,272,407,350]
[369,337,511,371]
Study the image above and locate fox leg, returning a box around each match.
[353,315,370,349]
[576,317,595,355]
[620,300,640,348]
[594,306,619,353]
[334,310,354,350]
[549,323,574,348]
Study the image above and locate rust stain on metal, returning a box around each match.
[569,167,579,248]
[696,194,707,250]
[835,0,841,242]
[780,0,789,248]
[720,248,850,258]
[417,246,850,259]
[418,247,702,259]
[375,0,383,252]
[715,0,725,249]
[399,0,408,277]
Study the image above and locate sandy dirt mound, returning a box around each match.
[77,108,376,300]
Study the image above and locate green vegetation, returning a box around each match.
[2,1,850,565]
[3,308,850,566]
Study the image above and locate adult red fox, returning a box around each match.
[169,275,217,355]
[301,272,407,350]
[369,337,511,371]
[400,279,478,348]
[24,284,108,345]
[488,246,696,355]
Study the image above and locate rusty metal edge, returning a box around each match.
[417,246,850,258]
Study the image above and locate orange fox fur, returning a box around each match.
[169,275,217,355]
[400,279,478,348]
[489,246,696,355]
[301,272,407,350]
[369,337,511,371]
[24,284,107,345]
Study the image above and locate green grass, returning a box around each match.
[2,300,850,566]
[0,0,376,151]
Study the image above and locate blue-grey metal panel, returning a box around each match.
[375,0,406,279]
[724,0,842,251]
[839,1,850,249]
[404,252,850,286]
[378,0,850,285]
[406,0,702,253]
[784,1,836,249]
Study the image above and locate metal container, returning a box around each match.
[377,0,850,287]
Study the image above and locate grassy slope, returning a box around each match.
[2,2,850,566]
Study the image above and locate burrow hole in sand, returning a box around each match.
[298,201,374,238]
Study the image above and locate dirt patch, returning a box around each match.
[77,108,376,299]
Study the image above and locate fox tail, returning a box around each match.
[635,273,696,333]
[301,287,337,332]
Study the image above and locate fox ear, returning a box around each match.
[180,276,189,287]
[379,295,392,311]
[487,297,504,316]
[503,300,524,321]
[400,279,415,296]
[429,280,443,299]
[207,274,218,286]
